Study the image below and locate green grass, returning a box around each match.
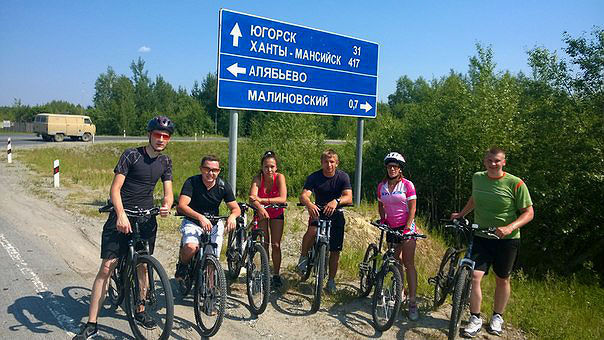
[15,142,604,340]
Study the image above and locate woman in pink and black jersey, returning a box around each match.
[377,152,420,321]
[249,151,288,288]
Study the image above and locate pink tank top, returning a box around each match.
[377,178,417,233]
[258,173,284,218]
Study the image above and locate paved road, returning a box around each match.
[0,134,346,149]
[0,134,229,148]
[0,203,134,339]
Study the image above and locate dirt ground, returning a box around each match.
[0,144,527,340]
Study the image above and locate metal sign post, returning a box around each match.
[228,110,239,194]
[354,119,364,206]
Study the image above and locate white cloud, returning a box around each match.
[138,46,151,53]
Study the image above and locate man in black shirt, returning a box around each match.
[74,116,175,340]
[175,155,240,279]
[298,149,353,294]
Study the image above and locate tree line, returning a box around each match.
[2,28,602,277]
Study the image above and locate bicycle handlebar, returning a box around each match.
[370,220,427,240]
[239,202,288,212]
[99,202,160,217]
[296,202,352,209]
[444,218,499,238]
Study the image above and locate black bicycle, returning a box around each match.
[100,202,174,340]
[175,214,228,338]
[298,203,349,313]
[428,218,497,340]
[225,202,287,314]
[358,220,426,331]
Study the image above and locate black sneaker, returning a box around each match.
[134,311,157,329]
[272,275,283,289]
[73,322,98,340]
[175,262,188,281]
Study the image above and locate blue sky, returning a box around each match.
[0,1,602,107]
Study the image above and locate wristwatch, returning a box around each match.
[335,198,341,205]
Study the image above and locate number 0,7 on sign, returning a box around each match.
[217,9,379,118]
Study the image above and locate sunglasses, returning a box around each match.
[201,166,221,174]
[151,131,171,140]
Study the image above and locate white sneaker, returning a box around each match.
[462,315,482,338]
[326,279,337,294]
[408,303,419,321]
[488,313,504,336]
[297,256,308,273]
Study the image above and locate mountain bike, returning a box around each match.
[358,220,426,331]
[429,219,468,310]
[225,202,287,315]
[298,202,349,313]
[430,218,498,340]
[100,202,174,340]
[174,214,228,338]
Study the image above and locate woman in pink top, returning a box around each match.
[249,151,288,288]
[377,152,420,321]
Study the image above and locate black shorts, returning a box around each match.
[310,212,345,252]
[471,236,520,278]
[100,212,158,259]
[386,229,414,244]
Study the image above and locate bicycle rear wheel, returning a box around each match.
[124,255,174,340]
[433,247,458,309]
[247,242,270,315]
[225,231,242,279]
[359,243,378,297]
[311,243,327,313]
[448,266,472,340]
[194,255,227,337]
[372,263,403,332]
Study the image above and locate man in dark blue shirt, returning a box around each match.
[298,149,353,294]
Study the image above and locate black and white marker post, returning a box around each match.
[7,137,11,163]
[53,159,60,188]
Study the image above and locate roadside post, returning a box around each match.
[228,110,239,194]
[123,130,126,138]
[53,160,60,188]
[195,132,198,141]
[7,137,11,164]
[217,9,378,204]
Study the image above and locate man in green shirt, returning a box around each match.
[451,147,534,337]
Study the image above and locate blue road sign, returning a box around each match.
[217,9,379,118]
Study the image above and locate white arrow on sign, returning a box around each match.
[230,23,242,47]
[227,63,247,77]
[360,101,373,112]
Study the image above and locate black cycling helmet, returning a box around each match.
[384,152,406,168]
[147,116,174,135]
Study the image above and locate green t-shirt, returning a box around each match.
[472,171,532,239]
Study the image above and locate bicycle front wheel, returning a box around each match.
[433,247,458,309]
[311,243,327,313]
[448,266,472,340]
[359,243,378,297]
[372,263,403,332]
[124,255,174,340]
[107,259,123,308]
[247,242,270,315]
[194,255,227,338]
